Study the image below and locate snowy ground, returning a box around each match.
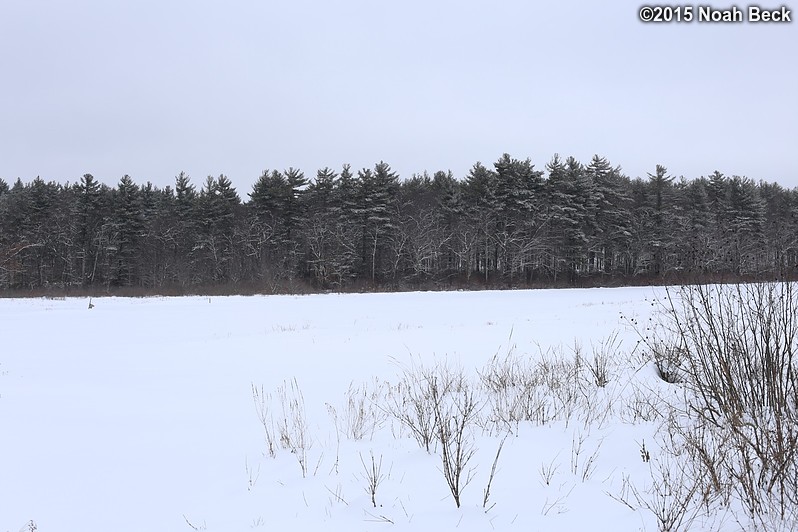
[0,287,732,531]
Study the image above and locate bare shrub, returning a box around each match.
[245,456,261,491]
[478,330,523,393]
[675,418,730,510]
[588,331,620,388]
[622,305,688,384]
[651,340,688,385]
[324,402,342,475]
[387,360,439,452]
[389,358,480,507]
[606,426,702,531]
[479,340,618,433]
[482,436,506,511]
[660,282,798,521]
[569,430,602,482]
[252,383,277,458]
[359,451,387,508]
[632,453,701,532]
[538,455,560,487]
[430,363,480,508]
[621,384,667,423]
[478,350,543,434]
[276,378,311,477]
[536,346,587,427]
[341,378,388,441]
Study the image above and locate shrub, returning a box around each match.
[662,282,798,522]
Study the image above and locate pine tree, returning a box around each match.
[431,170,463,277]
[249,169,286,230]
[195,175,240,282]
[0,179,31,287]
[358,162,399,282]
[175,172,197,221]
[247,168,306,284]
[463,162,499,281]
[22,178,61,287]
[546,154,589,283]
[726,175,765,275]
[0,155,794,292]
[585,155,632,275]
[138,181,172,288]
[329,164,362,284]
[671,178,706,276]
[759,180,794,276]
[113,174,143,286]
[492,153,545,282]
[282,167,307,248]
[303,167,338,286]
[171,172,198,285]
[306,167,336,212]
[74,173,103,286]
[645,164,675,276]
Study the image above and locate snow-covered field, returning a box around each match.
[0,288,743,531]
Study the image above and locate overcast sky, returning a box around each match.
[1,0,795,192]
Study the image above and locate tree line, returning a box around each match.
[0,153,795,294]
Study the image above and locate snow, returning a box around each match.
[0,287,717,531]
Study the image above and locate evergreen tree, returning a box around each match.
[113,174,143,286]
[196,175,240,282]
[247,168,306,285]
[463,162,499,281]
[23,178,61,287]
[139,182,174,288]
[0,155,794,293]
[249,170,289,232]
[669,176,717,278]
[546,155,589,283]
[171,172,198,285]
[492,153,545,282]
[585,155,632,275]
[0,179,30,287]
[759,180,795,276]
[329,164,362,284]
[306,167,336,212]
[726,175,765,275]
[174,172,197,224]
[358,162,399,282]
[74,173,103,286]
[645,165,675,276]
[303,167,338,286]
[282,167,307,247]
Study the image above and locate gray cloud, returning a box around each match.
[1,0,795,191]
